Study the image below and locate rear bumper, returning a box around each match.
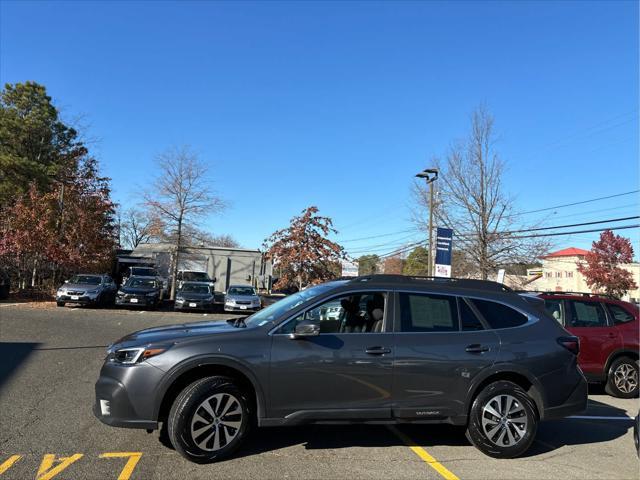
[542,374,588,420]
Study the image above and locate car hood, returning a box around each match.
[120,286,158,294]
[226,294,259,301]
[61,283,100,291]
[112,320,242,348]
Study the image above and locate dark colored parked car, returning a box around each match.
[115,276,163,309]
[95,275,587,462]
[56,274,118,307]
[175,282,217,312]
[539,292,639,398]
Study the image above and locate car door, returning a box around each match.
[392,292,500,419]
[268,290,394,420]
[564,299,622,377]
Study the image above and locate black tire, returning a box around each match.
[466,381,538,458]
[605,357,639,398]
[56,301,65,307]
[167,376,251,463]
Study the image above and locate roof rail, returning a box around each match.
[348,274,512,292]
[516,290,619,300]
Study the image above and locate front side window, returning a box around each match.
[399,293,458,332]
[279,292,387,334]
[544,299,564,325]
[471,299,528,329]
[566,300,607,327]
[606,304,635,325]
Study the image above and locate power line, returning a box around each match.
[506,190,639,218]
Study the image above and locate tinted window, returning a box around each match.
[399,293,458,332]
[279,292,386,334]
[544,299,564,325]
[606,304,635,325]
[69,275,101,285]
[471,299,528,329]
[566,300,607,327]
[459,298,484,331]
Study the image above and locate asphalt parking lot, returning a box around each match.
[1,303,638,480]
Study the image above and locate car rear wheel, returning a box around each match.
[466,380,538,458]
[605,357,639,398]
[167,376,250,463]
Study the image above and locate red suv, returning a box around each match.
[539,292,639,398]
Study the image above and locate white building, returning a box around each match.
[523,247,640,302]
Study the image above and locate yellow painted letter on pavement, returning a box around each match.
[99,452,142,480]
[36,454,83,480]
[0,455,22,476]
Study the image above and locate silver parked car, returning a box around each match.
[56,274,117,307]
[224,285,261,312]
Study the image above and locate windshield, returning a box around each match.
[131,268,157,276]
[127,278,157,289]
[228,286,256,296]
[180,284,211,294]
[244,281,346,328]
[68,275,101,285]
[183,272,209,281]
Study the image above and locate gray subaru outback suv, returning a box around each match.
[94,275,587,462]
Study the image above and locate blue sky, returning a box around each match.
[2,0,638,257]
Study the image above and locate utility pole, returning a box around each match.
[415,168,439,276]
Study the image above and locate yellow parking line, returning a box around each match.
[0,455,22,475]
[388,426,460,480]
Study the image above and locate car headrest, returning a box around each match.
[371,308,383,321]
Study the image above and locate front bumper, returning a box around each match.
[57,293,99,305]
[174,301,215,311]
[116,296,158,307]
[94,361,163,430]
[224,304,260,312]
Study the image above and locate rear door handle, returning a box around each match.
[465,344,490,354]
[365,346,391,355]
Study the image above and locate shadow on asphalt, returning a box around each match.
[0,342,40,390]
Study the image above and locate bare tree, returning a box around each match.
[119,208,156,250]
[412,107,549,280]
[144,146,225,299]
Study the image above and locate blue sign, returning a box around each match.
[434,227,453,277]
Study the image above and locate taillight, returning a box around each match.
[558,336,580,355]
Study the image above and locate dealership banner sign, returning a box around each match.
[434,227,453,278]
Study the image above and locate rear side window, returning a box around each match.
[606,304,635,325]
[459,298,484,331]
[566,300,607,327]
[399,293,459,332]
[471,299,528,329]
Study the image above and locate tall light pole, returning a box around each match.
[415,168,439,276]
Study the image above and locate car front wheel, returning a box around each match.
[56,301,65,307]
[606,357,639,398]
[167,376,250,463]
[466,380,538,458]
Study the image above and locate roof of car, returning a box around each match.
[344,274,510,293]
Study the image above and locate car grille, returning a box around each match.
[67,290,85,296]
[236,301,251,305]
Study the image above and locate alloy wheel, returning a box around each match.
[481,394,528,447]
[613,363,639,394]
[190,393,243,451]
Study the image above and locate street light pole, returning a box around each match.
[415,168,439,276]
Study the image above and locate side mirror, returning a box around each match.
[291,320,320,339]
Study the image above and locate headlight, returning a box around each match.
[86,288,100,294]
[108,345,169,364]
[57,289,66,295]
[226,299,235,304]
[117,290,124,296]
[175,297,185,303]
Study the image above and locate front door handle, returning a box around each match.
[465,344,490,354]
[365,346,391,355]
